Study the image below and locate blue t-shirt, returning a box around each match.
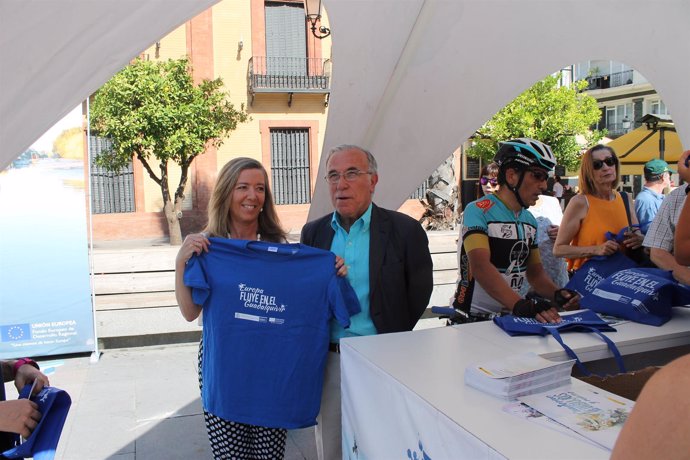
[634,187,665,234]
[184,238,360,429]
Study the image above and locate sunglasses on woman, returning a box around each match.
[480,176,498,186]
[592,156,617,170]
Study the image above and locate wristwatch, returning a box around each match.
[12,358,39,377]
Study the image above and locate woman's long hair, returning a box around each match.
[579,145,620,195]
[204,157,286,243]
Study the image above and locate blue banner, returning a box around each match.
[0,157,95,358]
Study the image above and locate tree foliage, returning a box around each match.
[467,76,605,171]
[53,127,83,160]
[90,57,248,244]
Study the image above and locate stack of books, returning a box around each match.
[464,352,574,400]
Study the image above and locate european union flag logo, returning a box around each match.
[1,323,32,342]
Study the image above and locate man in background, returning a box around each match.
[635,159,673,234]
[643,161,689,283]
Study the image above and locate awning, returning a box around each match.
[606,123,685,175]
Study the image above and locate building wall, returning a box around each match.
[91,0,332,240]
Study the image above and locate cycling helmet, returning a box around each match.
[494,138,557,209]
[494,138,556,172]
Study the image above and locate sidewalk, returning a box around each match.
[6,344,318,459]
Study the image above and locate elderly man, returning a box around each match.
[642,178,690,282]
[635,159,673,234]
[301,144,433,460]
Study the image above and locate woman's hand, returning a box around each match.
[623,230,644,250]
[595,240,620,256]
[176,233,210,267]
[335,256,348,277]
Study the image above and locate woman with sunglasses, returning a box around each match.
[456,163,500,272]
[478,162,500,198]
[553,145,644,271]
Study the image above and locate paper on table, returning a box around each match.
[518,383,635,451]
[468,352,573,379]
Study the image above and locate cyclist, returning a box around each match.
[452,138,580,323]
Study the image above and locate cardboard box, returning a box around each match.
[576,366,661,401]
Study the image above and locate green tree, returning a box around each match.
[53,127,83,160]
[90,57,248,245]
[467,75,605,171]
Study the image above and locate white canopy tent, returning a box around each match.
[0,0,219,168]
[308,0,690,219]
[1,0,689,220]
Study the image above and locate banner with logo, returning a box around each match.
[0,148,95,358]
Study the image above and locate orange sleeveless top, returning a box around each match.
[567,192,629,271]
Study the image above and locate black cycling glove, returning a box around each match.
[512,298,553,318]
[554,288,578,308]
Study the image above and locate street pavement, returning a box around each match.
[6,344,318,460]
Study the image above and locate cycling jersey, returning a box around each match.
[453,194,539,315]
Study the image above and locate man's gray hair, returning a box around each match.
[325,144,378,173]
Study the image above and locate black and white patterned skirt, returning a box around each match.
[198,339,287,460]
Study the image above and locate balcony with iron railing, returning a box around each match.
[248,56,331,106]
[585,69,634,90]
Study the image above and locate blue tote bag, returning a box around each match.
[565,251,638,297]
[2,385,71,460]
[494,310,625,376]
[581,268,690,326]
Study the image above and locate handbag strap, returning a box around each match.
[546,326,627,377]
[619,190,633,229]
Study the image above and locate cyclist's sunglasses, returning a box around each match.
[592,156,617,170]
[480,176,498,186]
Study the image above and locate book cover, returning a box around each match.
[518,383,634,451]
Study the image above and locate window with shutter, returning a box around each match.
[89,136,135,214]
[269,128,311,205]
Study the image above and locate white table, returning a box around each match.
[340,309,690,459]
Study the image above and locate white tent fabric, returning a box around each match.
[309,0,690,219]
[2,1,689,221]
[0,0,219,169]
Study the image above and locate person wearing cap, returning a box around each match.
[0,358,49,449]
[634,158,674,234]
[452,138,580,324]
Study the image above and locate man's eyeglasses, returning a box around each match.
[592,156,617,170]
[325,170,372,184]
[479,176,498,186]
[527,169,549,182]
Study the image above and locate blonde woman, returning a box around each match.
[553,145,644,271]
[175,157,348,460]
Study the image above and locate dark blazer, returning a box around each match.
[301,203,433,334]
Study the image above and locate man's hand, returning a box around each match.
[512,298,561,323]
[554,288,581,311]
[0,399,41,439]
